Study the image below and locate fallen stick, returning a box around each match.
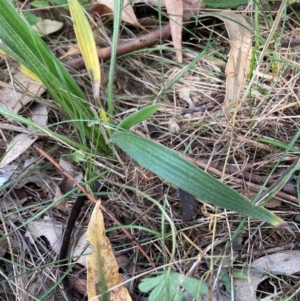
[65,22,171,70]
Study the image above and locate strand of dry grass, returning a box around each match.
[34,145,156,266]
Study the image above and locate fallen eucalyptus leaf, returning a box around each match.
[234,250,300,301]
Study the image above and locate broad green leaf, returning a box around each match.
[149,280,165,301]
[118,104,160,130]
[111,132,284,226]
[180,274,208,297]
[68,0,101,101]
[139,272,207,301]
[220,268,232,294]
[139,274,165,293]
[0,1,83,101]
[169,273,206,301]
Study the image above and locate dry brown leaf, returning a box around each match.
[0,70,45,114]
[32,19,64,37]
[0,163,18,188]
[28,103,48,127]
[25,216,63,254]
[25,216,92,266]
[165,0,183,63]
[234,250,300,301]
[0,134,37,168]
[86,201,132,301]
[59,44,80,60]
[132,0,202,10]
[217,11,252,111]
[96,0,142,29]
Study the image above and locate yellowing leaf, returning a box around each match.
[68,0,101,101]
[99,107,111,136]
[86,202,132,301]
[20,65,43,83]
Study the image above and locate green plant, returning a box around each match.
[111,130,284,226]
[0,0,285,227]
[0,0,108,152]
[139,272,208,301]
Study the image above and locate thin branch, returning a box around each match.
[65,23,171,70]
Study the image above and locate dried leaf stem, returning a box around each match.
[34,145,156,268]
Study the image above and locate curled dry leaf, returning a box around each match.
[25,216,63,254]
[28,103,48,127]
[200,11,252,113]
[165,0,183,63]
[234,250,300,301]
[96,0,142,29]
[0,163,18,188]
[0,134,37,169]
[216,11,252,112]
[25,216,92,266]
[0,71,45,114]
[86,201,132,301]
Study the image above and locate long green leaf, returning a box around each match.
[202,0,283,8]
[0,1,84,105]
[111,132,284,226]
[0,0,108,152]
[203,0,248,8]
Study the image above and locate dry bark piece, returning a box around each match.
[177,188,197,221]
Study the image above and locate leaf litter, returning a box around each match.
[1,1,300,301]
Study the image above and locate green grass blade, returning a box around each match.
[202,0,283,8]
[111,132,284,226]
[0,0,108,152]
[0,106,89,150]
[258,137,300,153]
[203,0,248,8]
[0,1,84,101]
[118,104,160,130]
